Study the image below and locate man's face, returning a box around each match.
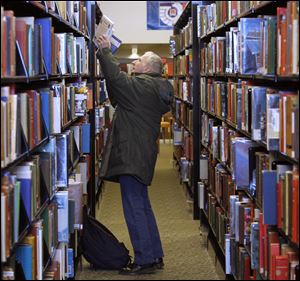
[132,53,150,73]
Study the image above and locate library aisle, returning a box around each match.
[76,143,222,280]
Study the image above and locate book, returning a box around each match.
[239,18,263,74]
[110,34,122,54]
[15,244,33,280]
[54,191,69,243]
[56,133,68,187]
[93,14,114,48]
[67,248,74,278]
[262,170,277,225]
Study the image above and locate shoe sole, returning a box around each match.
[119,267,156,275]
[155,263,164,270]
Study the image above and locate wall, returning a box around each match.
[98,1,173,44]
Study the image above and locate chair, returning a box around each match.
[160,113,173,144]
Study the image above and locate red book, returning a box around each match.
[280,14,287,75]
[274,255,289,280]
[3,10,16,76]
[2,15,7,76]
[244,254,251,280]
[276,7,287,75]
[292,168,299,245]
[277,180,282,229]
[269,243,280,280]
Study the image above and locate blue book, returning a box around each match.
[68,248,74,278]
[5,15,11,75]
[262,170,277,225]
[12,177,21,243]
[110,34,122,54]
[234,139,257,189]
[81,123,90,153]
[54,191,69,243]
[56,133,68,187]
[35,18,52,74]
[240,18,263,74]
[13,166,32,223]
[251,222,259,270]
[40,89,51,135]
[251,87,267,141]
[15,244,33,280]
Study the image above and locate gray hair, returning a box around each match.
[144,52,163,74]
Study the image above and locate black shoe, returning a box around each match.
[154,258,164,269]
[119,263,157,275]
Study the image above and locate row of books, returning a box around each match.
[200,79,299,158]
[200,129,299,242]
[173,79,192,103]
[1,83,92,167]
[1,170,85,277]
[200,118,298,222]
[39,1,88,35]
[174,100,193,132]
[197,1,264,36]
[200,11,299,76]
[206,192,227,252]
[226,198,299,280]
[1,140,89,261]
[1,9,89,77]
[169,17,192,56]
[173,51,193,76]
[180,157,193,185]
[54,1,88,35]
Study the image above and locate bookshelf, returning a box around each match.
[196,0,299,280]
[1,1,110,279]
[171,1,200,219]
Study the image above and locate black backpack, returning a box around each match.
[81,209,131,269]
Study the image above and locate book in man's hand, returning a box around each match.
[93,15,122,54]
[93,14,114,48]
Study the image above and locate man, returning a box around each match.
[96,35,174,275]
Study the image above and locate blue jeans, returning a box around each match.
[119,175,164,265]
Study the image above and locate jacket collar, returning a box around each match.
[133,72,162,78]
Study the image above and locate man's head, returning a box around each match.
[132,52,163,75]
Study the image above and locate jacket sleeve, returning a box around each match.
[96,48,135,110]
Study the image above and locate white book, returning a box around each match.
[37,226,43,280]
[20,93,29,145]
[73,1,80,29]
[93,15,114,48]
[55,191,69,243]
[197,182,205,209]
[66,1,74,24]
[57,243,67,280]
[292,19,298,74]
[1,193,6,262]
[9,94,18,162]
[199,157,208,180]
[52,95,61,134]
[77,163,87,193]
[225,234,231,274]
[1,98,8,167]
[56,33,67,74]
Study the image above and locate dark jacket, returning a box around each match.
[97,48,174,186]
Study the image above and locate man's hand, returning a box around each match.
[96,35,111,49]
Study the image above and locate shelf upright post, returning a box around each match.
[192,2,200,220]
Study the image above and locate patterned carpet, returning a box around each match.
[76,143,223,280]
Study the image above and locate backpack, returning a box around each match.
[81,208,131,270]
